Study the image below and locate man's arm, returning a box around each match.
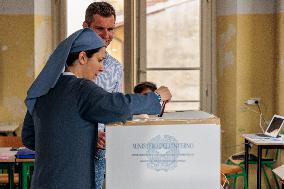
[97,60,123,149]
[22,111,35,150]
[113,63,123,93]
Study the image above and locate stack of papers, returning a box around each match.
[245,134,284,143]
[15,148,35,159]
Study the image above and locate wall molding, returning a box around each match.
[0,0,51,16]
[217,0,276,16]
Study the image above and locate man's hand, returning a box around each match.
[97,131,106,149]
[155,86,172,102]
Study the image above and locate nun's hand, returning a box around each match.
[97,131,105,149]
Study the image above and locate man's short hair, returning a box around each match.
[85,2,116,26]
[134,82,157,94]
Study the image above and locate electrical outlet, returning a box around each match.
[245,97,261,105]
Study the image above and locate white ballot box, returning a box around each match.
[106,111,220,189]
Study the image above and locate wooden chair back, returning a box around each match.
[0,136,23,148]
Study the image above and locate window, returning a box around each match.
[65,0,216,113]
[125,0,216,112]
[66,0,124,71]
[146,0,201,111]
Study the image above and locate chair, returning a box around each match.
[19,161,34,189]
[0,136,23,188]
[227,149,280,189]
[0,136,35,189]
[221,163,247,189]
[220,170,228,189]
[0,136,23,148]
[0,173,19,184]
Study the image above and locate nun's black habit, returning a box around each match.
[22,28,161,189]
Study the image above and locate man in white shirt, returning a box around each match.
[83,2,123,189]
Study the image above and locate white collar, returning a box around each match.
[63,72,76,76]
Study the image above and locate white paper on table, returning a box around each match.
[273,164,284,180]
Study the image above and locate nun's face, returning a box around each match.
[84,47,106,80]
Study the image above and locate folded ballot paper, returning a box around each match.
[15,148,35,159]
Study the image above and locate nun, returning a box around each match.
[22,28,172,189]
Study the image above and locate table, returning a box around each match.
[0,147,17,189]
[0,159,16,189]
[0,148,34,189]
[278,179,284,189]
[243,134,284,189]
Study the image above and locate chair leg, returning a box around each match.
[235,165,248,189]
[226,172,248,189]
[242,169,248,189]
[232,176,237,189]
[266,164,281,189]
[23,162,34,189]
[272,171,281,189]
[224,161,248,189]
[263,165,272,189]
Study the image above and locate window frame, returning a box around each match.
[200,0,217,114]
[124,0,217,113]
[57,0,216,113]
[51,0,67,49]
